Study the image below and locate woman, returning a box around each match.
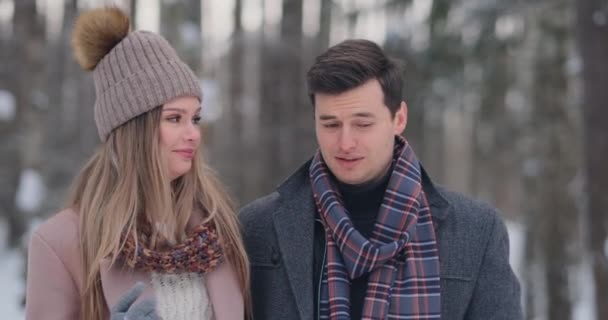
[25,6,249,320]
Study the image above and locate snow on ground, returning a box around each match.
[0,220,25,320]
[572,253,596,320]
[506,220,524,283]
[0,249,25,319]
[506,220,596,320]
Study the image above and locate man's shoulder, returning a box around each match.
[240,191,281,222]
[238,191,283,246]
[433,186,510,265]
[437,186,503,228]
[433,186,509,254]
[240,160,312,226]
[428,188,521,318]
[432,187,512,282]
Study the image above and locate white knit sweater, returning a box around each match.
[150,272,213,320]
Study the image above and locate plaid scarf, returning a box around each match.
[310,136,441,320]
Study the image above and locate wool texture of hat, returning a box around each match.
[72,7,202,141]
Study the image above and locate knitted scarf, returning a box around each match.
[120,221,224,274]
[310,136,441,320]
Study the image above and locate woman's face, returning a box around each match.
[159,96,202,181]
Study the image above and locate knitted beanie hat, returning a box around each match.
[71,7,202,141]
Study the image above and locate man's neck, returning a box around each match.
[337,170,391,196]
[333,162,393,223]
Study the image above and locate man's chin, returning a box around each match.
[333,172,366,185]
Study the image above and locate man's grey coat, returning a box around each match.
[240,161,523,320]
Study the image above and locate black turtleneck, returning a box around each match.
[313,168,392,319]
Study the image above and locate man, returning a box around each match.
[240,39,522,320]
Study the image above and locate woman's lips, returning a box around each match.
[174,149,195,159]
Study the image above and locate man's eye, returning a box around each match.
[323,123,339,128]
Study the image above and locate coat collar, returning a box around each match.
[271,159,452,319]
[420,165,452,222]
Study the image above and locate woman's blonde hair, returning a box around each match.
[68,106,250,320]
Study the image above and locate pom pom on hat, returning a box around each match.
[72,7,130,71]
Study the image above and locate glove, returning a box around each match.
[110,282,161,320]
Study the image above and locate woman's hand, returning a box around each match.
[110,282,160,320]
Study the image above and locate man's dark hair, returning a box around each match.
[306,39,404,117]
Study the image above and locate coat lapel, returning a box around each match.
[272,162,315,320]
[421,166,452,228]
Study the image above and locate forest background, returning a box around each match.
[0,0,607,319]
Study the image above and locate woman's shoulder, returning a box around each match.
[34,208,79,243]
[30,208,81,265]
[28,208,84,292]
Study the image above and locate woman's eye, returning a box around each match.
[193,116,202,124]
[167,116,180,123]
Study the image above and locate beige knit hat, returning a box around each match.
[72,7,202,141]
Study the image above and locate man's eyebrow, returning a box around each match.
[352,112,374,118]
[319,114,337,121]
[318,112,375,121]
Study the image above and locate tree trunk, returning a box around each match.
[0,0,20,247]
[257,0,305,195]
[130,0,137,27]
[42,0,94,216]
[318,0,332,50]
[470,8,519,217]
[279,0,308,169]
[227,0,246,202]
[577,0,608,319]
[420,0,455,184]
[258,39,282,194]
[524,2,580,318]
[0,0,47,247]
[160,0,202,73]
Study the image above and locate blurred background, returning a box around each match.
[0,0,606,319]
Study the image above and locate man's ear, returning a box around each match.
[394,101,407,135]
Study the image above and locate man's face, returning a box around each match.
[314,79,407,185]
